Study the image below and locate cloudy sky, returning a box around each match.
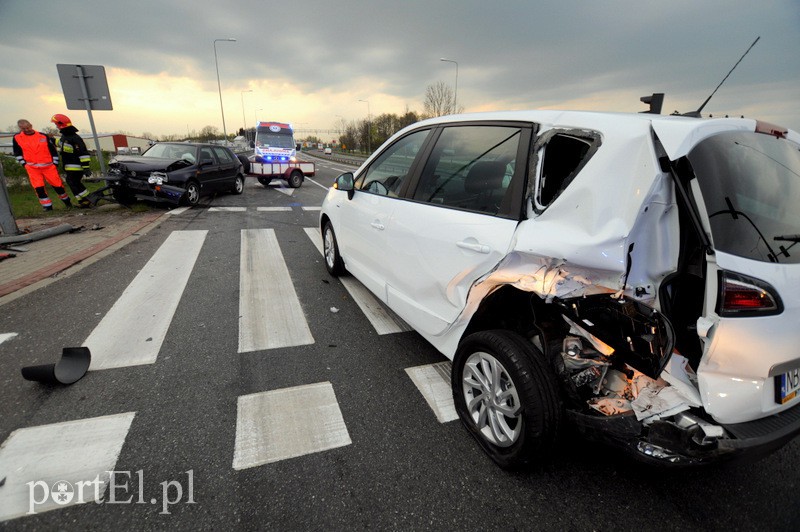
[1,0,798,140]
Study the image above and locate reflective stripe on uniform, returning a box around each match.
[65,164,83,170]
[76,188,90,200]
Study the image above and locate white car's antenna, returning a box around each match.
[683,36,761,118]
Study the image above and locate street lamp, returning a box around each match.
[213,37,236,144]
[240,89,252,141]
[358,99,370,154]
[253,108,263,146]
[440,57,458,114]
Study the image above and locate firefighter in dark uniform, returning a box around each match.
[51,113,93,208]
[12,119,72,211]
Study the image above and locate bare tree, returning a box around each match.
[423,81,456,117]
[339,121,360,152]
[358,119,371,154]
[41,125,59,137]
[198,125,220,142]
[333,116,348,137]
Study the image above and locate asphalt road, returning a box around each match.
[0,159,797,530]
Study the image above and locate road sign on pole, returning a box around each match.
[56,64,113,175]
[56,64,113,110]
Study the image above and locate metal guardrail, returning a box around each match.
[300,151,366,167]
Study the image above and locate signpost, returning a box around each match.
[56,64,113,175]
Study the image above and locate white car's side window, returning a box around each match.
[357,129,430,197]
[534,132,598,212]
[412,125,522,216]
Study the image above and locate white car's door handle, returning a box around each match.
[371,221,385,230]
[457,241,491,254]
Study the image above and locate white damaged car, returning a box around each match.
[319,110,800,468]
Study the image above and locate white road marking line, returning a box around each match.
[84,230,207,370]
[208,207,246,212]
[303,228,411,335]
[339,280,413,335]
[318,163,356,173]
[0,412,136,522]
[165,207,190,216]
[256,207,292,212]
[0,332,18,345]
[301,206,321,211]
[304,176,331,191]
[406,362,458,423]
[232,382,351,470]
[239,229,314,352]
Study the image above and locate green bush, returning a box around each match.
[0,154,26,185]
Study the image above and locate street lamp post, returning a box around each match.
[213,38,236,144]
[240,89,252,141]
[440,57,458,114]
[358,99,370,154]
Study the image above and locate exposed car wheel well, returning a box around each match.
[463,286,567,363]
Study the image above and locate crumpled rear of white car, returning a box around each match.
[320,110,800,468]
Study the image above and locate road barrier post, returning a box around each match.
[0,159,21,236]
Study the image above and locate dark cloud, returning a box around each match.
[1,0,798,131]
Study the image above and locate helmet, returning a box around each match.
[51,113,72,129]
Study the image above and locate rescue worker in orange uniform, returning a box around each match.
[51,113,93,208]
[12,119,72,211]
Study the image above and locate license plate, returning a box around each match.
[775,367,800,404]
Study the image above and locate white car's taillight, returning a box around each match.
[717,271,783,317]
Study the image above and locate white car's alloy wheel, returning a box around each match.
[462,351,522,447]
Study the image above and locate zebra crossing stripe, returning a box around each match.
[239,229,314,352]
[208,207,246,212]
[256,207,292,212]
[0,412,135,521]
[303,228,411,335]
[84,230,207,370]
[405,362,458,423]
[232,382,351,470]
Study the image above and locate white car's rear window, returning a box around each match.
[689,131,800,264]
